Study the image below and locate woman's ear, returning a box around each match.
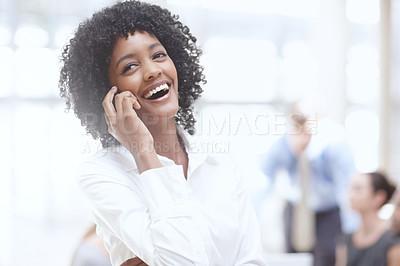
[375,189,388,208]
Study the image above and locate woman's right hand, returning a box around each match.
[103,86,162,173]
[102,86,153,155]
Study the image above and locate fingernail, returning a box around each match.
[111,86,117,91]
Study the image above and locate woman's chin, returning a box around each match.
[137,105,178,125]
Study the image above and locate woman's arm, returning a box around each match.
[335,243,347,266]
[387,243,400,266]
[78,162,210,265]
[121,257,147,266]
[88,87,210,265]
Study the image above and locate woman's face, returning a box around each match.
[108,31,179,125]
[349,174,378,212]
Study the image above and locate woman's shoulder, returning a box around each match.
[80,145,135,170]
[362,229,399,253]
[383,229,400,247]
[76,145,138,184]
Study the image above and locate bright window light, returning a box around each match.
[346,61,379,104]
[346,0,380,24]
[0,47,14,97]
[201,37,278,103]
[281,41,318,101]
[167,0,318,18]
[275,0,319,18]
[347,44,379,62]
[345,109,379,148]
[47,106,101,219]
[346,44,379,104]
[54,26,75,49]
[345,109,379,172]
[13,103,52,218]
[15,48,59,97]
[0,105,13,212]
[197,104,280,154]
[0,25,11,46]
[14,26,49,47]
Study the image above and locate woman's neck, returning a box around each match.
[360,211,381,233]
[358,209,388,236]
[352,209,389,248]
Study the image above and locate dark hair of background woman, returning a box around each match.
[59,0,205,148]
[368,171,396,207]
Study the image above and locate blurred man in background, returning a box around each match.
[259,101,358,266]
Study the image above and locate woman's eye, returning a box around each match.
[122,63,138,74]
[153,52,166,60]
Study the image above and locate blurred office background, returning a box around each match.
[0,0,399,265]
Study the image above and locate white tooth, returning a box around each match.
[147,90,154,98]
[145,84,169,99]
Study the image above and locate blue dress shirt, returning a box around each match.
[259,119,359,233]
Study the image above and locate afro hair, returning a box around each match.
[59,0,205,148]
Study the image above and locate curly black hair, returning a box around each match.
[59,0,205,148]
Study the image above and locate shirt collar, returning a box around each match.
[121,125,208,174]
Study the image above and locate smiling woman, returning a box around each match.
[107,31,180,130]
[59,1,266,265]
[59,0,204,149]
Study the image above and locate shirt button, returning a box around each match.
[173,192,187,202]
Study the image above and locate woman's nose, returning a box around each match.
[143,61,161,81]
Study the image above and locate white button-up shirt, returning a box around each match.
[77,133,267,266]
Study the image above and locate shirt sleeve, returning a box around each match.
[232,160,268,266]
[259,136,295,184]
[77,161,210,266]
[259,145,278,182]
[255,136,293,216]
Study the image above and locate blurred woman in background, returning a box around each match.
[336,172,400,266]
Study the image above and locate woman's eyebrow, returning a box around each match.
[149,42,162,50]
[115,43,162,68]
[116,53,135,68]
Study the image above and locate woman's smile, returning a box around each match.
[142,80,171,100]
[108,31,179,121]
